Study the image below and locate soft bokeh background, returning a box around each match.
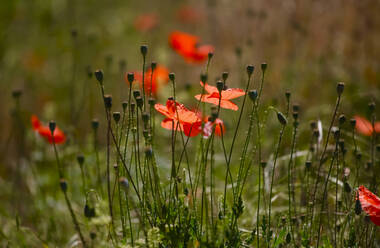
[0,0,379,245]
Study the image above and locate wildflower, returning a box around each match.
[129,65,170,96]
[194,82,245,110]
[169,31,214,64]
[176,5,203,24]
[354,115,380,136]
[203,117,225,138]
[357,186,380,226]
[31,115,66,144]
[134,13,159,32]
[155,99,202,137]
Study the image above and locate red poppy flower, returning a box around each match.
[31,115,66,144]
[354,115,380,136]
[203,117,225,138]
[155,99,202,137]
[357,185,380,226]
[134,13,159,32]
[176,5,203,24]
[169,31,214,64]
[131,65,170,96]
[194,82,245,111]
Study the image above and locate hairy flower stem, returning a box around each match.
[52,138,87,247]
[106,110,115,234]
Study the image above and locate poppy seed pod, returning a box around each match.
[208,52,213,60]
[336,82,344,96]
[349,118,356,128]
[145,146,153,157]
[277,112,287,126]
[168,96,174,101]
[133,90,141,99]
[127,72,134,84]
[310,121,317,130]
[91,119,99,130]
[140,45,148,56]
[130,102,136,113]
[355,199,362,215]
[216,80,224,92]
[113,112,121,123]
[169,72,175,81]
[142,129,149,139]
[84,204,96,219]
[260,161,267,168]
[148,97,156,105]
[344,182,352,193]
[285,91,291,101]
[332,127,340,140]
[368,102,375,113]
[90,232,96,240]
[94,70,103,84]
[305,161,312,169]
[49,121,56,133]
[136,96,143,109]
[222,72,229,82]
[12,89,22,98]
[122,101,128,111]
[292,112,299,120]
[119,177,129,191]
[104,95,112,109]
[338,114,346,125]
[151,61,157,70]
[142,112,150,123]
[248,90,258,102]
[261,63,267,72]
[60,178,67,192]
[77,154,85,165]
[292,104,299,112]
[200,73,208,83]
[246,65,254,76]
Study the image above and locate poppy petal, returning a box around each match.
[358,186,380,226]
[354,115,373,136]
[31,115,41,130]
[195,94,239,111]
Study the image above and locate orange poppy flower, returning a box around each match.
[354,115,380,136]
[357,185,380,226]
[194,82,245,111]
[176,5,203,24]
[169,31,214,64]
[31,115,66,144]
[134,13,159,32]
[131,65,170,96]
[203,117,225,138]
[155,99,202,137]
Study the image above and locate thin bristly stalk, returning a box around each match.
[106,109,115,233]
[93,122,102,195]
[51,126,87,247]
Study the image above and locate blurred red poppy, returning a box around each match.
[131,65,170,96]
[354,115,380,136]
[169,31,214,64]
[31,115,66,144]
[176,5,203,24]
[155,99,202,137]
[203,117,225,138]
[357,185,380,226]
[194,82,245,111]
[134,13,159,32]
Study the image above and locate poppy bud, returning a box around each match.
[261,63,267,72]
[305,161,312,169]
[200,73,208,83]
[292,112,298,120]
[292,104,299,113]
[208,52,213,60]
[277,112,287,126]
[344,182,352,193]
[133,90,141,99]
[104,95,112,109]
[336,82,344,96]
[355,199,362,215]
[338,114,346,125]
[246,65,254,76]
[168,96,174,101]
[122,101,128,111]
[113,112,121,123]
[142,112,150,123]
[140,45,148,56]
[285,91,291,101]
[130,102,136,113]
[216,80,224,92]
[349,118,356,128]
[222,72,229,82]
[84,204,96,219]
[91,119,99,130]
[12,89,22,99]
[310,121,317,130]
[184,187,189,196]
[119,177,129,191]
[248,90,258,102]
[60,178,67,192]
[136,96,143,109]
[145,146,153,157]
[286,233,291,244]
[151,61,157,71]
[355,152,362,160]
[49,120,56,133]
[127,72,134,84]
[77,154,85,166]
[211,111,218,121]
[260,161,267,168]
[281,216,287,224]
[169,72,175,81]
[148,97,156,105]
[90,232,96,240]
[143,129,149,139]
[332,127,340,140]
[94,70,103,84]
[368,102,375,113]
[376,144,380,152]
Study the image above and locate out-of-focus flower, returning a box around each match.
[176,5,203,24]
[31,115,66,144]
[169,31,214,64]
[134,13,159,32]
[354,115,380,136]
[155,99,202,137]
[203,117,225,138]
[131,65,170,96]
[357,185,380,226]
[194,82,245,111]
